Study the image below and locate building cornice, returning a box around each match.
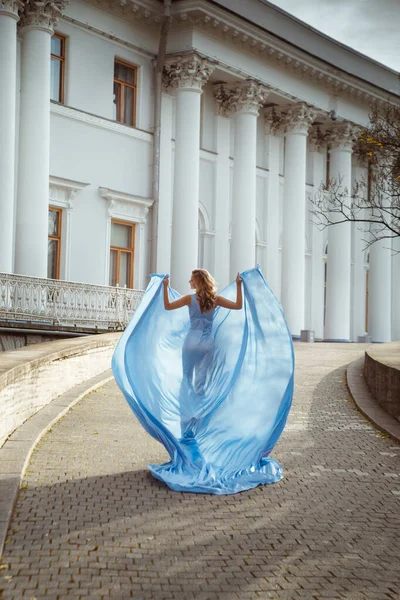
[61,13,156,59]
[168,0,399,105]
[80,0,162,25]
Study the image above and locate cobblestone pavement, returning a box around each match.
[1,344,400,600]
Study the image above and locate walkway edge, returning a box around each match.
[347,356,400,444]
[0,369,114,559]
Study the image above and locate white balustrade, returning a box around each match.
[0,273,144,330]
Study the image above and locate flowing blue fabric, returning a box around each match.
[112,266,294,495]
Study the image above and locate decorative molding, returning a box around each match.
[19,0,70,32]
[213,80,270,117]
[326,122,361,151]
[83,0,162,26]
[50,102,153,144]
[0,0,23,18]
[168,2,398,106]
[265,102,318,135]
[163,53,215,92]
[62,15,156,60]
[200,148,218,163]
[284,103,319,134]
[49,176,90,209]
[99,187,153,224]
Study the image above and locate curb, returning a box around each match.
[347,356,400,444]
[0,369,114,559]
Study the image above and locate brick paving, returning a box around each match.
[1,343,400,600]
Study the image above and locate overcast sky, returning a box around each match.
[267,0,400,71]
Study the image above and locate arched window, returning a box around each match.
[365,251,370,332]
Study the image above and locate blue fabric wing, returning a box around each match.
[112,265,294,495]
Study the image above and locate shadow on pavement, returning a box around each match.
[1,366,400,599]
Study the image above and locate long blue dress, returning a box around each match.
[112,265,294,495]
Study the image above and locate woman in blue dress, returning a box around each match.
[112,266,294,495]
[163,269,243,403]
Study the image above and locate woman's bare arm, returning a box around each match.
[163,278,191,311]
[215,273,243,310]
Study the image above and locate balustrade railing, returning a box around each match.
[0,273,144,330]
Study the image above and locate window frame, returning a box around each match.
[109,218,135,288]
[113,58,137,127]
[48,206,62,280]
[51,33,66,104]
[326,149,331,188]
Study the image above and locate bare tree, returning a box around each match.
[311,101,400,248]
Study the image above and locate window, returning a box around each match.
[113,59,137,126]
[365,251,370,332]
[51,34,65,103]
[109,220,135,288]
[367,162,373,204]
[48,207,62,279]
[326,149,331,188]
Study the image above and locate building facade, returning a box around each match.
[0,0,399,342]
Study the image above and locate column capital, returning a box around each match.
[19,0,69,33]
[214,80,270,117]
[163,53,215,93]
[0,0,23,19]
[265,102,317,135]
[326,122,361,152]
[284,102,318,134]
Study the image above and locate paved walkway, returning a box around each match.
[1,344,400,600]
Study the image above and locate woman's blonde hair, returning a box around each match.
[192,269,217,313]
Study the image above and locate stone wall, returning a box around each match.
[0,332,67,352]
[0,333,120,447]
[364,342,400,421]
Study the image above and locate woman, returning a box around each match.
[163,269,242,401]
[112,266,294,495]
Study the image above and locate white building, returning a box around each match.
[0,0,399,342]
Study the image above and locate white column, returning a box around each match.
[15,3,67,277]
[213,112,230,289]
[368,238,392,342]
[264,112,281,297]
[392,237,400,341]
[164,55,214,293]
[215,81,270,278]
[0,1,21,273]
[351,159,368,341]
[325,123,357,341]
[281,103,317,338]
[308,129,325,340]
[155,92,174,274]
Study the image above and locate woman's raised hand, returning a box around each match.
[236,272,243,284]
[163,276,169,287]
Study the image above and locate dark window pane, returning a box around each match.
[114,61,135,84]
[119,252,131,287]
[48,239,58,279]
[123,85,134,126]
[50,58,61,102]
[48,209,59,236]
[51,36,62,57]
[111,222,131,249]
[113,81,121,121]
[109,250,118,286]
